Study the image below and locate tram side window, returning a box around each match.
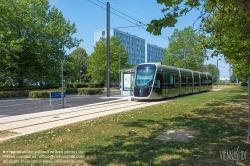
[165,73,178,88]
[201,75,207,85]
[181,75,188,87]
[170,75,174,84]
[168,74,175,88]
[208,76,212,86]
[174,74,179,87]
[165,74,169,88]
[194,75,199,86]
[154,73,162,89]
[162,73,167,88]
[188,75,192,86]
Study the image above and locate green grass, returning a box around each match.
[0,86,249,166]
[0,131,18,138]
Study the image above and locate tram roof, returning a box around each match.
[137,63,212,76]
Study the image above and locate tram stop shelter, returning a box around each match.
[120,68,136,96]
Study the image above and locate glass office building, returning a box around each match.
[146,43,164,63]
[94,28,163,66]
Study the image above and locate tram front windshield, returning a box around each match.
[135,65,156,88]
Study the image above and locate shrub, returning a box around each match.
[99,81,105,88]
[78,88,103,95]
[88,83,98,88]
[81,83,88,88]
[241,82,248,86]
[73,82,88,88]
[29,91,50,98]
[66,83,74,88]
[88,82,105,88]
[11,91,30,97]
[0,91,29,98]
[73,82,81,88]
[0,88,103,98]
[29,89,61,98]
[0,86,58,91]
[0,92,10,98]
[66,88,78,94]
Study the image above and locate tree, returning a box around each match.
[230,72,239,83]
[70,47,88,82]
[63,56,77,83]
[147,1,250,74]
[147,0,250,35]
[162,26,204,71]
[0,0,82,86]
[228,59,249,82]
[147,0,250,140]
[87,36,129,83]
[121,64,136,70]
[201,64,220,83]
[202,4,250,78]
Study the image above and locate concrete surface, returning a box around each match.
[0,96,169,142]
[155,129,200,142]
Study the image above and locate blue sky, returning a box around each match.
[49,0,230,78]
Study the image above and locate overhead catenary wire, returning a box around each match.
[110,2,150,22]
[109,1,169,40]
[87,0,143,28]
[110,2,168,40]
[96,0,150,22]
[96,0,147,26]
[87,0,168,41]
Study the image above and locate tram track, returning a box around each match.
[0,101,145,129]
[0,99,167,138]
[0,100,128,125]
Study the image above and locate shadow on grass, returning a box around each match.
[85,114,249,165]
[83,88,249,165]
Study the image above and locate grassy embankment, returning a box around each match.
[0,85,249,165]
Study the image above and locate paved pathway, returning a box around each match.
[0,97,170,142]
[0,93,119,117]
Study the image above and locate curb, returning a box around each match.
[0,97,130,121]
[0,98,132,142]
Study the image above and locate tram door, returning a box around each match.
[153,73,163,98]
[162,73,167,97]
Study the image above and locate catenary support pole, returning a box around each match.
[119,54,120,83]
[106,2,110,97]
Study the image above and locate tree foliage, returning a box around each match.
[162,26,204,71]
[0,0,82,86]
[64,47,88,83]
[228,59,249,82]
[201,64,219,83]
[202,2,250,78]
[87,37,129,83]
[147,0,250,79]
[147,0,250,35]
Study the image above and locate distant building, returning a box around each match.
[220,78,230,83]
[146,43,164,63]
[94,28,163,66]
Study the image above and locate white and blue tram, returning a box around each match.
[133,63,212,100]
